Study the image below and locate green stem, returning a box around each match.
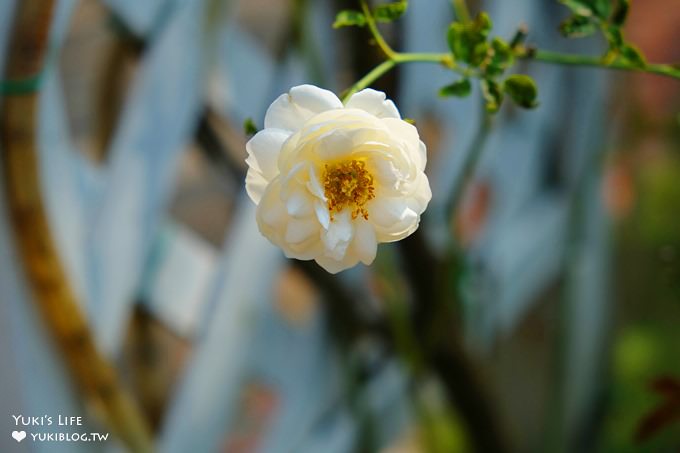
[452,0,471,22]
[393,51,451,65]
[360,0,397,60]
[341,53,458,103]
[445,104,492,219]
[342,47,680,103]
[376,248,427,375]
[342,3,457,102]
[342,7,680,104]
[342,59,396,102]
[524,48,680,80]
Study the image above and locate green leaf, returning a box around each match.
[481,79,503,113]
[473,11,493,37]
[374,0,408,22]
[447,22,467,60]
[486,37,514,77]
[612,0,630,26]
[333,10,367,28]
[509,26,529,48]
[491,37,513,63]
[604,25,624,48]
[559,0,593,17]
[475,42,492,63]
[560,15,597,38]
[589,0,612,20]
[446,12,493,66]
[503,74,538,109]
[243,117,258,136]
[619,43,646,67]
[439,78,472,98]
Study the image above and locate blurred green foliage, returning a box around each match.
[604,326,680,452]
[605,150,680,451]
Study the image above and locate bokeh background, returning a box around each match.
[1,0,679,452]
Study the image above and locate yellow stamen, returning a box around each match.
[323,160,375,220]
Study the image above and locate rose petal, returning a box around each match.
[285,218,319,244]
[345,89,401,119]
[321,210,353,260]
[277,110,386,173]
[315,200,331,230]
[410,172,432,212]
[286,186,314,217]
[285,236,323,260]
[245,128,290,181]
[256,177,287,235]
[369,157,403,192]
[315,130,354,161]
[418,140,427,172]
[257,178,323,260]
[353,220,378,265]
[280,162,307,199]
[264,85,343,132]
[315,252,360,274]
[369,197,419,241]
[382,118,426,172]
[290,110,381,153]
[306,165,326,200]
[245,169,269,205]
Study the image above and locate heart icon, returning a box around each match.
[12,430,26,442]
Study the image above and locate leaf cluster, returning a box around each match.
[441,13,538,113]
[559,0,645,67]
[333,0,408,28]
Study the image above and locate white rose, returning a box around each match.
[245,84,432,274]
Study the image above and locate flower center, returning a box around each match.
[323,159,375,220]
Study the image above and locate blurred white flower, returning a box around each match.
[245,84,431,273]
